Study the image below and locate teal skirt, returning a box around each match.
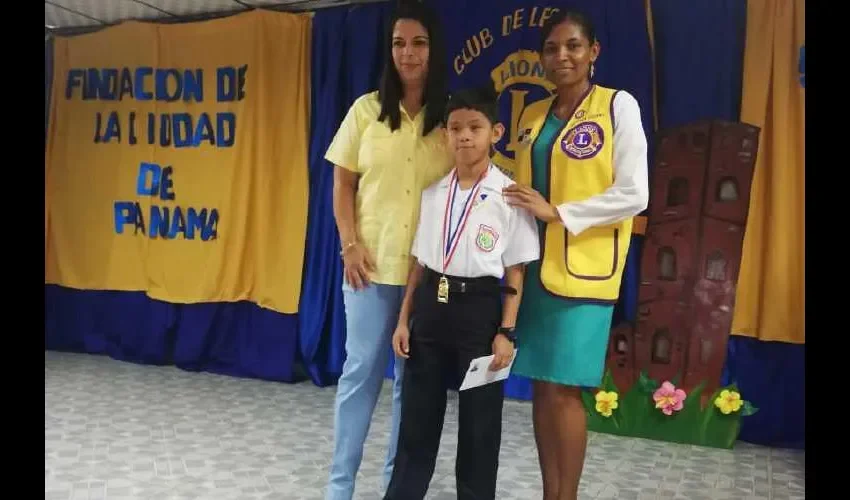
[511,261,615,389]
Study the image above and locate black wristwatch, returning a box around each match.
[497,326,517,344]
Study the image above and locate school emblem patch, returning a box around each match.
[475,224,499,252]
[561,121,605,160]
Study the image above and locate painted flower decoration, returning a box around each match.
[595,390,618,418]
[653,381,686,415]
[714,389,743,414]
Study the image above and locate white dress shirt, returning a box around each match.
[412,165,540,279]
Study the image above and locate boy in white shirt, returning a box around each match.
[383,86,540,499]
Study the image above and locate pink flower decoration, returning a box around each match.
[653,381,686,415]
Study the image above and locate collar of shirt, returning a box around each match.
[399,102,426,126]
[436,164,507,195]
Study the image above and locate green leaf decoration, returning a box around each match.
[638,370,659,393]
[585,379,746,449]
[686,381,706,407]
[699,387,725,436]
[662,380,705,444]
[601,369,618,393]
[741,401,759,417]
[705,409,741,449]
[618,383,649,434]
[670,372,681,387]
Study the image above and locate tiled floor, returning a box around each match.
[45,351,805,499]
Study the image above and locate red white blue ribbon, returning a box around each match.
[441,166,488,273]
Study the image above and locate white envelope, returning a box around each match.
[458,349,518,391]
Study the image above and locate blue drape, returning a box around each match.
[721,337,805,449]
[651,0,804,450]
[652,0,747,130]
[300,3,394,386]
[45,284,300,382]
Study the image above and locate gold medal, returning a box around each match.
[437,276,450,303]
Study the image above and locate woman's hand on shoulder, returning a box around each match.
[342,242,376,290]
[502,183,560,223]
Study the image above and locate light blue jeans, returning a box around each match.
[325,283,405,500]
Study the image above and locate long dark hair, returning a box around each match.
[378,0,448,136]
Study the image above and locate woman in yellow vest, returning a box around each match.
[503,10,649,500]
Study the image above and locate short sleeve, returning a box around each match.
[502,205,541,268]
[325,97,366,172]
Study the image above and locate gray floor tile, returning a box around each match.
[46,351,804,499]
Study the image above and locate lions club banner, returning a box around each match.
[45,10,311,314]
[435,0,655,319]
[435,0,655,180]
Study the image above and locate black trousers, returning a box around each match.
[384,271,505,500]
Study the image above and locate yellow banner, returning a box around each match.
[45,10,311,314]
[732,0,804,343]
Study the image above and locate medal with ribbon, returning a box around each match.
[438,166,489,303]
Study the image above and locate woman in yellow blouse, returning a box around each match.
[322,2,452,499]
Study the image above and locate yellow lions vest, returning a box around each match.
[515,85,632,302]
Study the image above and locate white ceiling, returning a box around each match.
[45,0,388,32]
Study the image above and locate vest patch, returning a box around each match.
[515,86,627,301]
[561,121,605,160]
[475,224,499,252]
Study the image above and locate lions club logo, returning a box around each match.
[490,50,556,177]
[562,122,604,160]
[475,224,499,252]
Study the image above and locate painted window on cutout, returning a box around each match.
[658,247,677,281]
[667,177,689,207]
[652,328,672,364]
[705,251,727,281]
[716,177,739,202]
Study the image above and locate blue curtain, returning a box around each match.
[721,337,805,449]
[300,2,395,386]
[45,289,300,383]
[651,0,804,450]
[652,0,746,130]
